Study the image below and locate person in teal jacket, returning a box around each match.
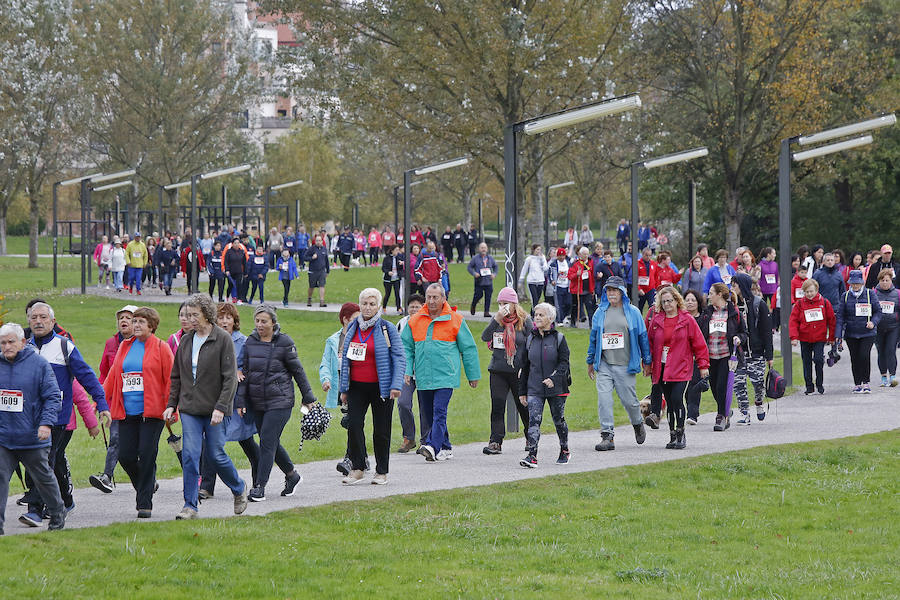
[586,276,652,451]
[401,283,480,462]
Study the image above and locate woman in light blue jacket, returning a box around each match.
[319,303,360,477]
[680,255,708,295]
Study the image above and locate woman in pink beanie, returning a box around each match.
[480,287,532,455]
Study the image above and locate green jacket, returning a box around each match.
[401,302,481,390]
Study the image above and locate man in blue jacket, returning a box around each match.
[0,323,66,534]
[616,219,630,255]
[337,226,355,271]
[812,252,846,310]
[19,302,109,527]
[586,277,651,451]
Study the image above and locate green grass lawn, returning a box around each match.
[1,234,64,256]
[1,432,896,599]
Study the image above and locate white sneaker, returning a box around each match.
[686,417,697,426]
[435,449,453,461]
[419,444,435,462]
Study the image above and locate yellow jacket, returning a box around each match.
[125,240,149,268]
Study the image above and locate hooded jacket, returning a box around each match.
[247,251,269,279]
[586,283,651,375]
[733,273,774,360]
[680,265,708,294]
[789,294,836,343]
[698,301,749,357]
[568,257,596,295]
[236,326,316,412]
[168,325,238,416]
[518,326,570,397]
[0,346,61,450]
[836,288,882,339]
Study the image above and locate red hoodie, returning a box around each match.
[790,274,807,305]
[636,258,659,293]
[789,294,836,343]
[648,310,710,383]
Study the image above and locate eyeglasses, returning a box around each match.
[661,298,676,304]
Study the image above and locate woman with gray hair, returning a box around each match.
[339,288,405,485]
[164,294,247,520]
[236,304,316,501]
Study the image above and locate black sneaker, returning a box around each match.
[804,387,814,395]
[89,473,114,493]
[248,486,266,502]
[519,454,537,468]
[556,449,570,464]
[281,471,303,497]
[665,431,677,449]
[817,384,825,395]
[336,457,352,476]
[482,442,502,455]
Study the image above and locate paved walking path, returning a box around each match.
[4,341,897,535]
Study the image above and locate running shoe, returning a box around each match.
[248,486,266,502]
[89,473,114,493]
[556,449,570,464]
[736,411,751,425]
[435,449,453,461]
[281,471,303,497]
[520,454,537,468]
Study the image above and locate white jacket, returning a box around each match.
[110,247,126,272]
[519,255,548,285]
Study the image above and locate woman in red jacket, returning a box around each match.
[567,246,596,325]
[647,286,710,449]
[789,278,836,395]
[103,307,174,519]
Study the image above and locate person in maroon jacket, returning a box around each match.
[88,305,137,494]
[568,247,596,325]
[647,286,710,449]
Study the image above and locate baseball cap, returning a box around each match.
[116,305,138,317]
[881,244,892,254]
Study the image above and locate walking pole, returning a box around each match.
[100,421,115,487]
[14,463,26,490]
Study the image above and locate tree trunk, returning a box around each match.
[833,178,853,244]
[28,195,40,268]
[0,209,7,256]
[724,185,742,253]
[462,190,472,230]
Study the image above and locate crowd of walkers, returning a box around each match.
[2,226,897,533]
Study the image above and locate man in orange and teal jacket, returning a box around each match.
[401,283,480,463]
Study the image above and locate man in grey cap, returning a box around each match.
[586,276,651,451]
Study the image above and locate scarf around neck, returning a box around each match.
[357,309,383,331]
[501,313,519,366]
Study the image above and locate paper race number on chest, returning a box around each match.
[879,301,895,314]
[122,372,144,393]
[348,342,367,361]
[710,319,727,333]
[0,389,23,412]
[493,332,505,350]
[804,308,823,322]
[856,303,872,317]
[602,332,624,350]
[480,268,492,277]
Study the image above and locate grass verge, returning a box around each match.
[1,432,897,599]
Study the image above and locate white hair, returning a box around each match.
[534,302,556,322]
[27,302,54,320]
[426,282,446,298]
[359,287,383,306]
[0,322,25,340]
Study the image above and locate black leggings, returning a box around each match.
[708,356,730,416]
[117,416,164,510]
[488,371,529,444]
[340,253,351,270]
[369,247,380,264]
[528,283,544,308]
[252,408,294,489]
[383,280,401,310]
[846,336,875,385]
[282,280,291,303]
[650,365,688,430]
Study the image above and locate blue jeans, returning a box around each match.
[418,388,452,451]
[127,266,143,291]
[180,413,244,511]
[113,271,124,289]
[162,268,173,290]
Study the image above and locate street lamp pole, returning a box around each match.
[544,181,575,255]
[777,113,895,387]
[504,94,641,290]
[629,147,709,305]
[402,158,469,314]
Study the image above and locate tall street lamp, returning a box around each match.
[629,147,708,304]
[504,94,642,288]
[264,179,303,236]
[778,113,896,386]
[392,179,425,235]
[403,157,469,313]
[53,171,102,288]
[92,179,132,237]
[544,180,575,254]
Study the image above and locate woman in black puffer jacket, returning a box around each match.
[236,305,317,502]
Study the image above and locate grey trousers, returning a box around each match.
[0,446,64,533]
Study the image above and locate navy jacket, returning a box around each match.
[338,233,355,254]
[29,332,107,426]
[836,288,882,339]
[207,249,224,276]
[305,245,330,273]
[813,265,846,309]
[247,253,269,278]
[0,346,61,449]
